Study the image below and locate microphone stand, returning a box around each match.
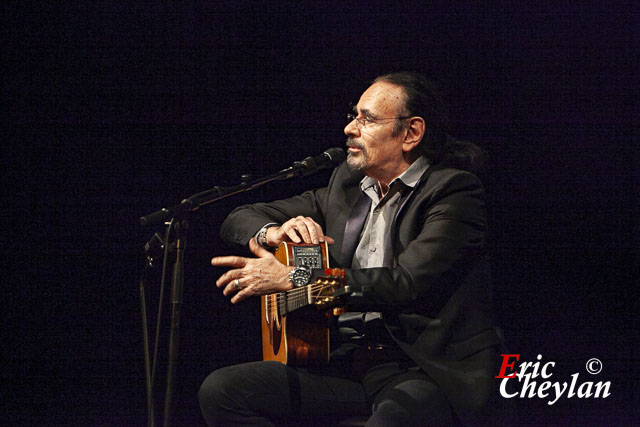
[139,157,326,227]
[139,272,154,426]
[163,221,184,427]
[139,153,340,426]
[141,231,169,427]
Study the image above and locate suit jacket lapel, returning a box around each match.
[389,166,435,262]
[396,165,434,221]
[340,192,371,267]
[340,164,434,267]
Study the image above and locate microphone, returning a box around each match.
[291,147,346,175]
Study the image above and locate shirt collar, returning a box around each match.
[359,155,430,193]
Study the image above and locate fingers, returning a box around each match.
[221,277,240,295]
[216,268,268,304]
[212,249,276,304]
[213,255,292,304]
[230,287,250,304]
[216,269,241,289]
[309,219,324,244]
[211,255,248,268]
[266,218,334,247]
[248,237,273,258]
[219,276,252,303]
[281,216,325,244]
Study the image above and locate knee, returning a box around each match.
[369,379,451,426]
[198,366,242,424]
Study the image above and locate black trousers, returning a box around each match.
[198,353,453,426]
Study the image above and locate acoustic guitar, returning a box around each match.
[261,242,347,365]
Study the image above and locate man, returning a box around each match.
[199,72,501,426]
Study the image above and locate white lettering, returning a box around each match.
[593,381,611,398]
[567,373,579,398]
[577,381,593,398]
[500,378,518,398]
[530,354,543,378]
[517,361,534,380]
[548,381,568,405]
[541,361,555,378]
[537,381,551,398]
[498,357,613,405]
[520,375,537,398]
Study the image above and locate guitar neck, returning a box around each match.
[277,286,311,316]
[274,276,345,317]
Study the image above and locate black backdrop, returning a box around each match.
[2,2,635,425]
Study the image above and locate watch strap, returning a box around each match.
[255,222,279,248]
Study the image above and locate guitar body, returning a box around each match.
[261,301,330,365]
[261,242,331,365]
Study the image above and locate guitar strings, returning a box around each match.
[265,282,333,307]
[264,280,340,311]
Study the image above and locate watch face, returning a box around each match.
[291,267,310,287]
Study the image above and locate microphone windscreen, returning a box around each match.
[318,147,346,168]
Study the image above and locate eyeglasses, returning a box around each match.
[346,113,411,129]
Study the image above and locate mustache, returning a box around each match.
[346,138,364,150]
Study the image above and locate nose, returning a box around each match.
[344,117,359,136]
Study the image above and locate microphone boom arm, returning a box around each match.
[139,147,345,227]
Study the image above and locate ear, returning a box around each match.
[402,117,425,153]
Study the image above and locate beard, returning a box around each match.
[346,137,368,171]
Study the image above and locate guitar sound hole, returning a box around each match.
[271,315,281,354]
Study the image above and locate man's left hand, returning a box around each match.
[211,239,293,304]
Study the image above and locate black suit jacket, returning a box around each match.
[220,161,501,423]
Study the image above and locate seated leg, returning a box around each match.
[365,367,452,427]
[199,361,369,426]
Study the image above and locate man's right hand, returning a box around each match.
[265,216,335,246]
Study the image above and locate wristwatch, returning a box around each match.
[255,223,279,248]
[288,266,311,288]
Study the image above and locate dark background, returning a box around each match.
[2,1,636,425]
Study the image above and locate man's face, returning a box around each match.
[344,82,407,181]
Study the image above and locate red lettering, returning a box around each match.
[495,354,520,378]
